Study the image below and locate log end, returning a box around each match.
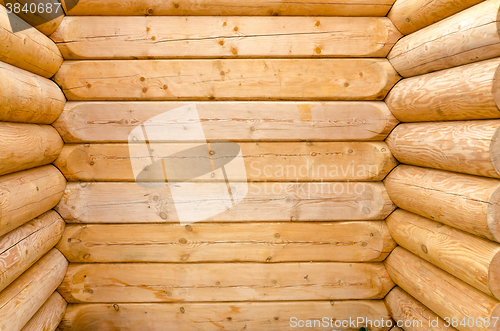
[488,250,500,300]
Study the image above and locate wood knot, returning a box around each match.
[174,3,179,8]
[361,241,368,247]
[315,21,320,27]
[83,253,90,259]
[421,244,428,254]
[185,225,192,231]
[159,212,168,220]
[180,307,185,313]
[181,254,189,261]
[147,8,154,14]
[113,304,119,311]
[166,291,172,297]
[179,238,187,244]
[274,233,280,238]
[274,316,279,320]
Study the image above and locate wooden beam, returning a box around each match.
[385,247,500,331]
[384,165,500,242]
[54,59,401,101]
[57,221,396,263]
[0,166,66,237]
[0,6,62,78]
[0,211,65,292]
[0,249,68,331]
[51,16,401,59]
[53,142,397,182]
[20,292,67,331]
[0,61,65,124]
[385,58,500,122]
[387,0,484,35]
[58,262,394,303]
[388,0,500,77]
[384,287,455,331]
[59,301,392,331]
[56,182,395,223]
[0,123,63,176]
[387,209,500,299]
[386,120,500,178]
[53,101,398,143]
[59,0,396,16]
[0,1,64,36]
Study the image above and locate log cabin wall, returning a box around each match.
[0,3,69,331]
[383,0,500,330]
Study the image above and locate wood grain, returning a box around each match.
[0,166,66,237]
[0,123,63,176]
[388,0,484,35]
[53,101,398,143]
[0,0,64,35]
[54,59,401,101]
[56,182,395,223]
[385,247,500,331]
[388,0,500,77]
[385,287,456,331]
[386,58,500,122]
[51,16,401,59]
[59,0,396,16]
[53,142,397,182]
[387,209,500,299]
[0,5,62,77]
[57,262,394,303]
[56,221,396,263]
[386,120,500,178]
[0,61,65,124]
[0,249,68,331]
[0,211,64,292]
[59,301,392,331]
[20,292,67,331]
[384,165,500,242]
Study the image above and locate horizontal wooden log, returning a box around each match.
[0,61,65,124]
[0,165,66,237]
[59,0,395,16]
[385,58,500,122]
[58,262,394,303]
[384,165,500,242]
[54,59,401,101]
[0,6,62,77]
[385,287,455,331]
[54,142,397,182]
[385,247,500,331]
[388,0,500,77]
[54,101,398,143]
[59,301,392,331]
[387,209,500,299]
[57,221,396,263]
[386,120,500,178]
[20,292,67,331]
[0,123,63,176]
[0,0,64,35]
[387,0,484,35]
[0,249,68,331]
[0,211,65,292]
[56,182,395,223]
[51,16,401,59]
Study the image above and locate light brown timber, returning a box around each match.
[59,301,392,331]
[54,59,401,101]
[0,123,63,176]
[0,0,64,35]
[0,61,65,124]
[20,292,67,331]
[384,287,455,331]
[58,262,394,303]
[56,182,395,223]
[0,211,65,292]
[59,0,396,16]
[51,16,402,59]
[384,165,500,242]
[57,221,396,263]
[0,5,62,77]
[386,120,500,178]
[54,101,399,143]
[388,0,500,77]
[0,166,66,237]
[385,58,500,122]
[0,249,68,331]
[385,247,500,331]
